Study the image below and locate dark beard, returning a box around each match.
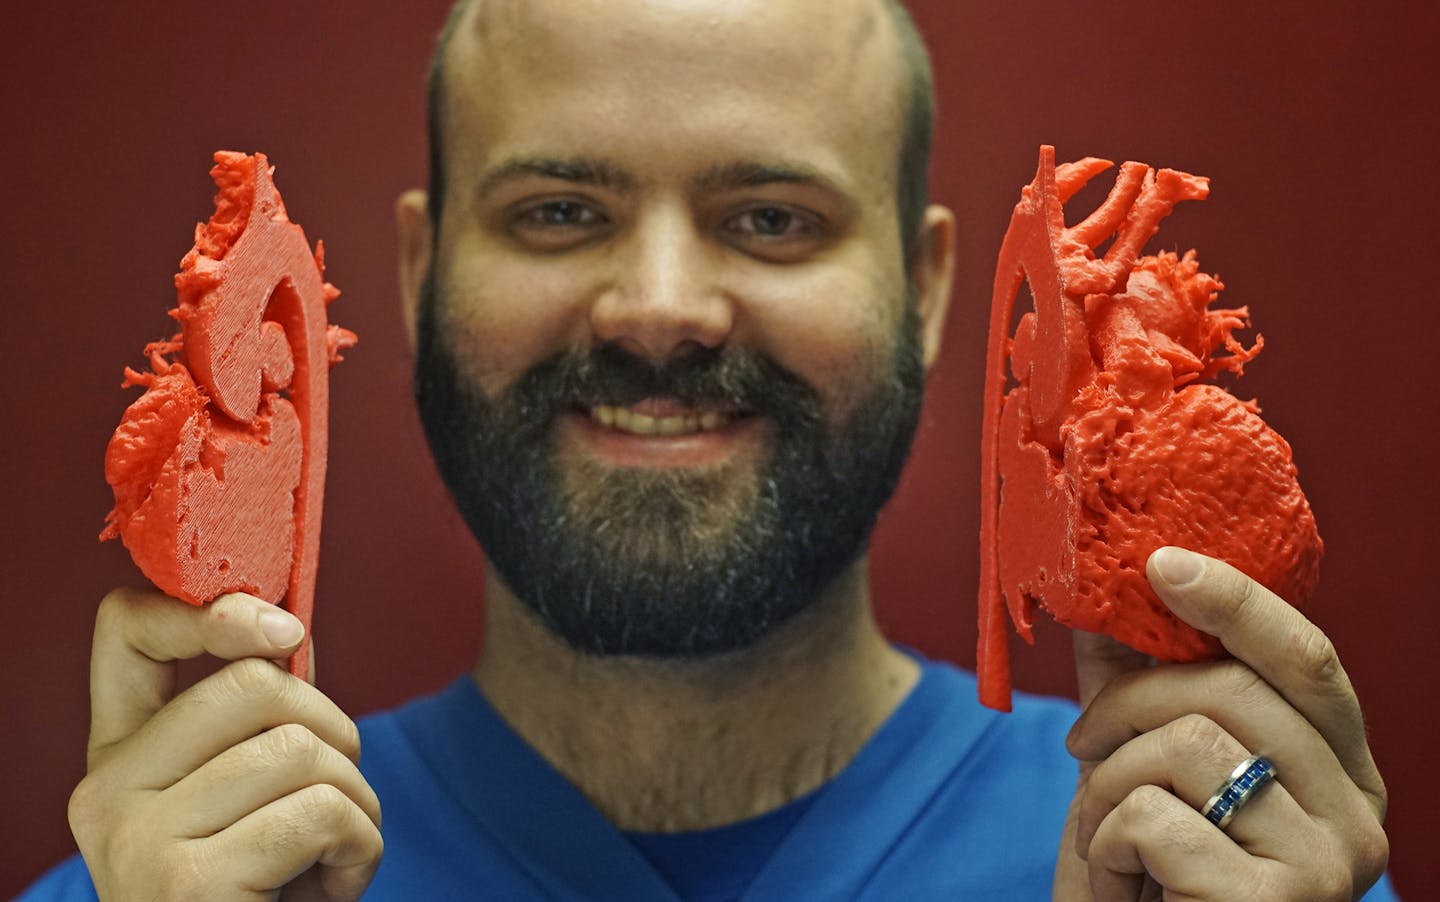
[414,274,926,658]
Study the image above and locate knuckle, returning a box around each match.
[66,776,109,845]
[262,722,325,766]
[316,821,386,902]
[1210,658,1267,701]
[369,821,386,858]
[254,784,353,860]
[271,783,371,855]
[1228,567,1266,614]
[1370,772,1389,823]
[296,782,354,828]
[220,656,291,706]
[335,715,363,763]
[1111,785,1210,854]
[1276,833,1355,902]
[1203,566,1255,628]
[1354,820,1391,886]
[93,587,141,634]
[1229,565,1260,601]
[1117,783,1170,822]
[1311,856,1353,901]
[1292,628,1343,688]
[352,813,385,858]
[1165,713,1234,768]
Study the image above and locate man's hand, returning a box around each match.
[1053,548,1388,901]
[67,588,383,901]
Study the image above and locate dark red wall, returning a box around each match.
[3,2,1435,896]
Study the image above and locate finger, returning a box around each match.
[1087,783,1266,901]
[1145,547,1385,817]
[89,588,305,761]
[198,783,383,901]
[1076,714,1308,862]
[1091,782,1373,902]
[101,657,360,790]
[1073,630,1153,709]
[166,723,380,838]
[1068,660,1364,823]
[1052,771,1096,900]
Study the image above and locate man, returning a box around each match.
[26,0,1394,898]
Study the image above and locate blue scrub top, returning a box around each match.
[18,656,1404,900]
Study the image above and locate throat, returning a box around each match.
[543,695,857,832]
[473,561,919,832]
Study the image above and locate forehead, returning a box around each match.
[439,0,906,197]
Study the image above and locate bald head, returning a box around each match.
[423,0,934,255]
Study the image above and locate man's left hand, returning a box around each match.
[1053,547,1388,901]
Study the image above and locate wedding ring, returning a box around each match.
[1201,755,1276,830]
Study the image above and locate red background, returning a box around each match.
[3,2,1435,896]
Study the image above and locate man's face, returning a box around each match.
[411,0,945,657]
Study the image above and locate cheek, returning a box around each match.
[437,247,594,399]
[735,265,902,415]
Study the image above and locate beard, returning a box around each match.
[414,274,926,658]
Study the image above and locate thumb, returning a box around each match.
[1072,629,1151,709]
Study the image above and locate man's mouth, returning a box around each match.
[584,401,746,437]
[561,398,764,469]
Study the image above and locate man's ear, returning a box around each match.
[396,189,433,351]
[909,205,956,370]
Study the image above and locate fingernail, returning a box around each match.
[1153,546,1203,587]
[260,609,304,647]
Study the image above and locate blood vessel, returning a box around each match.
[977,146,1321,711]
[102,152,355,679]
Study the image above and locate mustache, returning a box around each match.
[413,276,825,443]
[507,342,823,429]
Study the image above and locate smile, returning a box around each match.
[587,404,736,437]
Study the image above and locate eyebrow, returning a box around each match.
[473,156,853,208]
[475,157,639,199]
[692,160,848,197]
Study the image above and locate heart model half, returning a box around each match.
[101,152,355,679]
[976,146,1322,711]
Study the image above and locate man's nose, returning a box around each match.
[589,206,733,363]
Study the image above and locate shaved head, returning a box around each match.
[424,0,935,256]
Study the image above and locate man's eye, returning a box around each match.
[516,200,602,228]
[726,206,816,240]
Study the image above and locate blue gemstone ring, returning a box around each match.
[1201,755,1277,830]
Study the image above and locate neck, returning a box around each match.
[472,558,919,832]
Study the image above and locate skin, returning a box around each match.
[68,590,381,900]
[398,0,954,830]
[68,0,1386,898]
[1053,549,1388,900]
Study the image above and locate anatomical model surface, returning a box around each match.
[977,146,1321,711]
[101,152,355,679]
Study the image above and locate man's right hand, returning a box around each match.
[68,588,383,901]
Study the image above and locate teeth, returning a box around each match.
[590,405,732,436]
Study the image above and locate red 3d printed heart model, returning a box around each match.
[101,152,355,679]
[977,146,1322,711]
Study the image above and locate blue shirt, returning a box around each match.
[17,656,1403,900]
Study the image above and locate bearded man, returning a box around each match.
[27,0,1395,899]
